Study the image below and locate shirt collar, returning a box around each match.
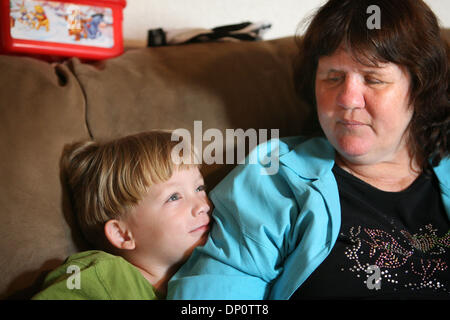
[279,136,335,180]
[279,136,450,187]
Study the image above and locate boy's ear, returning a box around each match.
[104,219,135,250]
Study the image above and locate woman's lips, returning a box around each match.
[339,119,367,126]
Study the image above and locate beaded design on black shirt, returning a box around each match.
[341,224,450,293]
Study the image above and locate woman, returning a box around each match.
[168,0,450,299]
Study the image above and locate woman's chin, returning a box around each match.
[335,136,372,159]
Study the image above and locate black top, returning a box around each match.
[290,165,450,300]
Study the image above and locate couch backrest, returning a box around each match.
[70,37,314,186]
[0,56,91,299]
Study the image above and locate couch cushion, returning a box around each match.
[0,56,91,299]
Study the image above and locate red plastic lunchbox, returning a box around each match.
[0,0,126,59]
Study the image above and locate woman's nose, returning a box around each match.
[336,77,365,110]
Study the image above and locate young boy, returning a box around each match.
[32,131,211,299]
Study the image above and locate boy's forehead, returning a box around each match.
[149,166,202,192]
[176,166,203,182]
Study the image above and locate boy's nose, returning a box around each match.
[336,77,365,110]
[193,196,211,216]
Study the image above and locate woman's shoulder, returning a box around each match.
[226,135,333,180]
[209,136,334,206]
[254,135,312,157]
[433,156,450,190]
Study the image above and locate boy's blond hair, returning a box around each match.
[61,131,199,250]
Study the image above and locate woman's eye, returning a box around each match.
[325,75,343,83]
[167,193,181,202]
[365,77,383,85]
[196,185,207,192]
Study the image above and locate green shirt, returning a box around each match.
[32,250,160,300]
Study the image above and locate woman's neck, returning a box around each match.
[335,153,422,192]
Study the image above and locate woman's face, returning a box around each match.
[315,49,414,165]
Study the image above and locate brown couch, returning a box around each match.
[0,36,311,299]
[1,29,449,299]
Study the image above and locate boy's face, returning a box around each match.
[124,167,211,267]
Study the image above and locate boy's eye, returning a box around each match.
[196,185,207,192]
[167,193,181,202]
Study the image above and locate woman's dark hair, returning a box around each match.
[295,0,449,168]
